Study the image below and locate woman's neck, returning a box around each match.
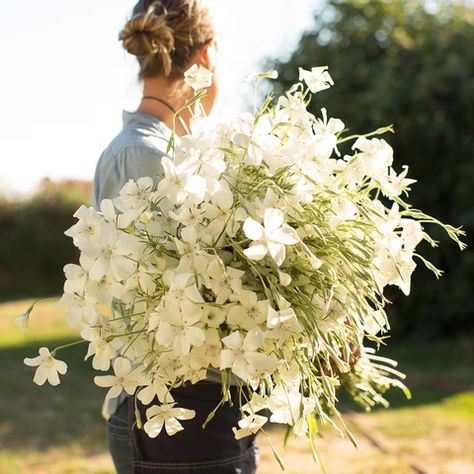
[137,76,193,136]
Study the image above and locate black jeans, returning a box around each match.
[106,382,259,474]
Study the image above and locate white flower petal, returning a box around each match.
[171,407,196,421]
[185,327,205,347]
[243,218,264,241]
[164,418,184,436]
[263,208,284,233]
[222,331,242,350]
[243,327,264,352]
[220,349,237,369]
[94,375,117,388]
[185,176,207,201]
[53,359,68,375]
[267,241,285,266]
[24,356,42,367]
[33,366,49,386]
[271,226,299,245]
[113,357,131,377]
[144,417,165,438]
[47,370,61,386]
[243,243,268,261]
[184,64,213,91]
[100,199,116,222]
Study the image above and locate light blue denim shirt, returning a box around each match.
[92,110,232,419]
[92,110,172,210]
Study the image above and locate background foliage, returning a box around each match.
[269,0,474,336]
[0,179,91,300]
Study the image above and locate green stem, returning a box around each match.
[51,339,87,357]
[337,125,394,144]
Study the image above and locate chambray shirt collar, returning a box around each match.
[122,109,173,141]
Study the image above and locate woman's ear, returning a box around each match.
[198,39,218,72]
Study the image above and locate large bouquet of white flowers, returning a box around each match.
[21,65,464,463]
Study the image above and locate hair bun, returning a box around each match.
[119,5,175,73]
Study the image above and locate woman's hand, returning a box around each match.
[320,342,361,376]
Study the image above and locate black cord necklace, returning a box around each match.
[142,96,177,114]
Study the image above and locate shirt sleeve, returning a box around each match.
[93,144,165,210]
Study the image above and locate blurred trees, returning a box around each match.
[270,0,474,335]
[0,179,91,300]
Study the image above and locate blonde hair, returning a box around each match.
[119,0,214,79]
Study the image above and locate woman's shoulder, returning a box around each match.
[104,118,171,160]
[97,110,173,173]
[93,140,166,209]
[100,134,168,168]
[92,111,172,208]
[120,109,172,153]
[94,138,166,186]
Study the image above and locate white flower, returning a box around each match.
[85,334,117,371]
[243,208,299,266]
[94,357,142,400]
[313,107,345,160]
[258,69,278,79]
[299,66,334,93]
[64,205,103,249]
[364,309,388,336]
[275,90,311,125]
[220,328,265,381]
[352,137,394,179]
[391,251,417,296]
[137,379,174,405]
[174,228,208,273]
[62,261,89,294]
[85,272,123,306]
[83,224,140,281]
[122,262,158,297]
[328,197,358,227]
[233,413,268,439]
[245,352,279,383]
[200,305,226,328]
[56,258,100,326]
[184,64,213,91]
[15,300,40,331]
[157,156,207,205]
[205,261,244,304]
[201,183,235,243]
[100,199,137,229]
[267,307,302,332]
[169,204,205,228]
[23,65,455,447]
[311,294,347,334]
[379,166,417,198]
[401,219,424,252]
[154,273,207,355]
[24,347,67,386]
[143,403,196,437]
[114,177,154,212]
[232,113,280,167]
[156,317,206,356]
[278,270,292,287]
[268,387,315,436]
[241,392,268,414]
[227,291,269,330]
[57,289,98,327]
[15,313,29,331]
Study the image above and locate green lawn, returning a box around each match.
[0,298,473,474]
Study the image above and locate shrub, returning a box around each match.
[0,179,92,300]
[269,0,474,335]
